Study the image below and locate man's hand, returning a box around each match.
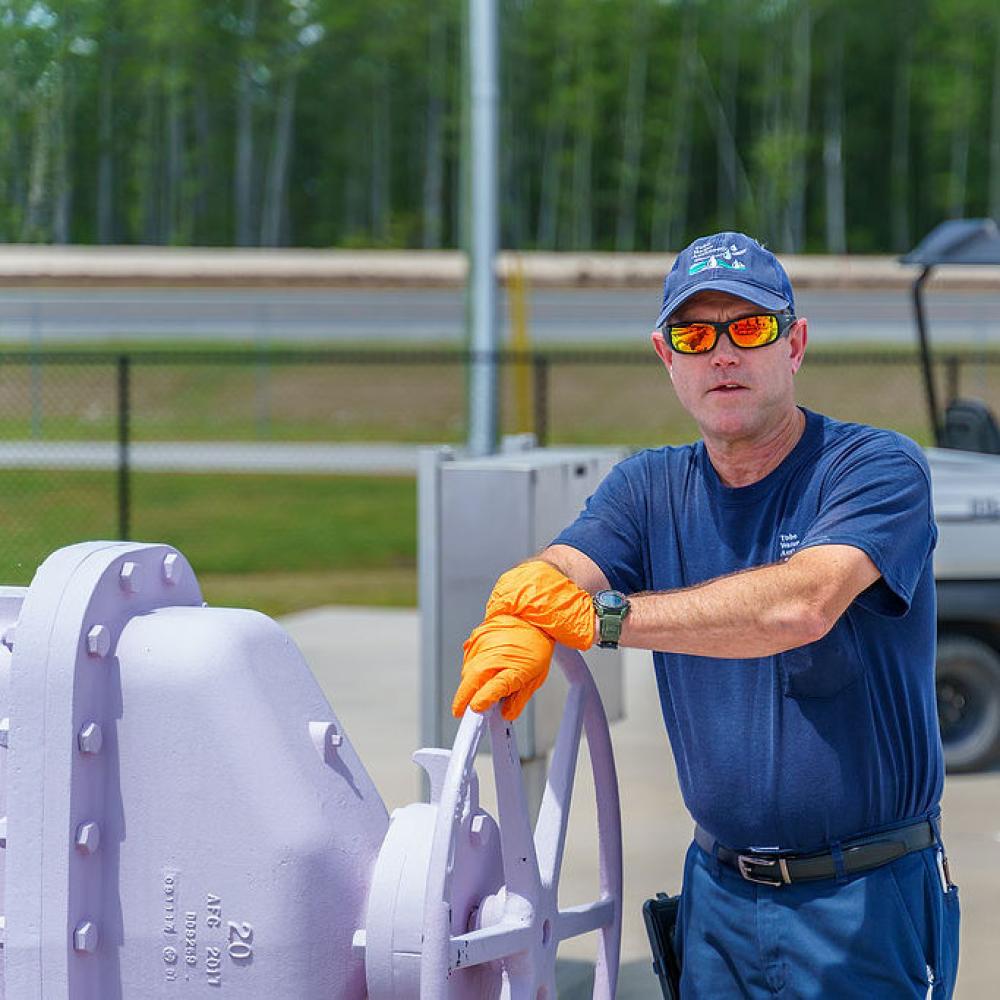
[485,560,595,650]
[451,614,555,721]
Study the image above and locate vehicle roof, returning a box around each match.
[901,218,1000,265]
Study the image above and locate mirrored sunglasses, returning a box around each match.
[662,311,796,355]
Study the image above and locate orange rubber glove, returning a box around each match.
[451,614,555,720]
[484,560,595,650]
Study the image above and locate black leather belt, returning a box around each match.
[694,819,936,886]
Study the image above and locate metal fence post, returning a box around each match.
[945,354,961,405]
[118,354,131,541]
[533,354,549,446]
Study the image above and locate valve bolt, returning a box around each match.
[78,723,103,755]
[75,821,101,855]
[470,813,491,848]
[119,561,142,594]
[73,921,99,954]
[86,625,111,658]
[161,553,181,585]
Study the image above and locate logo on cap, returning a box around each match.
[688,241,747,275]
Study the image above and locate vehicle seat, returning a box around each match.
[941,398,1000,454]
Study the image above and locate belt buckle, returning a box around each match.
[736,854,791,886]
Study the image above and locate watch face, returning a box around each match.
[597,590,627,611]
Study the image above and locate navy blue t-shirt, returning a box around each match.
[553,408,943,852]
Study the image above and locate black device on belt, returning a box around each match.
[695,818,937,887]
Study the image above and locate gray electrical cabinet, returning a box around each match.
[419,442,628,795]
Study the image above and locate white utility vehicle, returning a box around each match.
[902,219,1000,771]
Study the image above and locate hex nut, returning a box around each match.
[73,921,99,954]
[78,723,104,755]
[161,552,181,585]
[75,821,101,855]
[470,813,491,848]
[86,625,111,658]
[119,561,142,594]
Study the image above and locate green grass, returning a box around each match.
[0,470,417,615]
[0,344,974,446]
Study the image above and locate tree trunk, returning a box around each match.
[234,0,259,246]
[783,0,811,252]
[370,63,391,241]
[948,106,970,219]
[990,19,1000,220]
[422,2,446,249]
[823,13,846,254]
[754,46,784,248]
[261,70,298,247]
[141,83,160,243]
[695,51,757,232]
[23,85,51,241]
[97,34,115,243]
[715,12,740,225]
[52,63,72,243]
[614,1,650,251]
[193,80,212,243]
[890,14,913,252]
[536,44,569,249]
[571,34,593,249]
[651,7,696,250]
[165,58,185,243]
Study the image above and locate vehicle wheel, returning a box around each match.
[936,634,1000,772]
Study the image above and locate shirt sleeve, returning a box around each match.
[550,458,647,595]
[798,438,937,617]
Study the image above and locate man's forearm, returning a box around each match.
[619,545,879,659]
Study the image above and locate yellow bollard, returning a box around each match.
[508,254,533,434]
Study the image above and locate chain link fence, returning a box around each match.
[0,348,996,603]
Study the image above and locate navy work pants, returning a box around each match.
[675,839,960,998]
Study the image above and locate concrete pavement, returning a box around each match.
[282,605,1000,999]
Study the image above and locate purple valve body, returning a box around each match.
[0,542,389,999]
[0,542,622,998]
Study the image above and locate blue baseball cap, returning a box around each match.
[655,232,795,327]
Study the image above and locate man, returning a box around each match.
[452,232,960,998]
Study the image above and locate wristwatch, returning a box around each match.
[593,590,631,649]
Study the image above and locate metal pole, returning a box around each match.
[467,0,499,456]
[913,266,941,445]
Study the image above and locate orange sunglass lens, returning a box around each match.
[670,324,717,353]
[728,314,779,347]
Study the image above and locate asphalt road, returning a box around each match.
[3,287,1000,346]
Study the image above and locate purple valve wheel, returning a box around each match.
[419,645,623,999]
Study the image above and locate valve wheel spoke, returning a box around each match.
[555,898,616,943]
[449,921,534,971]
[534,681,585,891]
[487,709,542,898]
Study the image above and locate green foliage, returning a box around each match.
[3,0,1000,251]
